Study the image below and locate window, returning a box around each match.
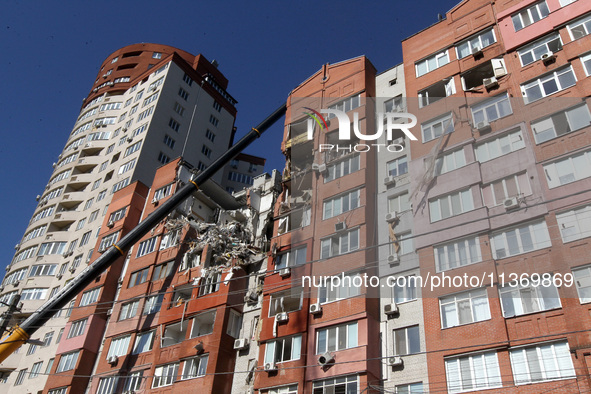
[318,274,361,303]
[532,103,591,144]
[433,148,466,176]
[265,335,302,363]
[475,128,525,162]
[440,288,490,328]
[456,28,496,59]
[56,328,64,344]
[97,376,119,394]
[435,236,482,272]
[154,183,173,201]
[209,114,219,127]
[158,151,171,164]
[162,320,188,347]
[56,351,80,372]
[79,287,101,306]
[119,300,139,321]
[518,33,562,66]
[68,318,87,338]
[169,118,180,132]
[118,159,136,175]
[160,228,180,250]
[388,193,410,214]
[387,156,408,178]
[499,281,560,317]
[99,232,119,251]
[129,268,149,287]
[143,293,164,314]
[323,154,360,182]
[421,112,454,142]
[521,66,577,103]
[510,341,575,384]
[275,246,307,270]
[573,265,591,302]
[269,288,303,316]
[393,276,418,303]
[124,140,142,156]
[134,90,144,103]
[163,134,175,149]
[325,95,361,119]
[416,50,450,77]
[190,310,216,337]
[108,207,127,224]
[512,1,549,31]
[97,189,107,201]
[198,271,222,296]
[112,178,130,194]
[393,325,420,355]
[227,171,253,185]
[23,225,47,242]
[31,205,55,223]
[544,149,591,188]
[152,261,174,281]
[28,263,58,276]
[201,145,212,158]
[136,236,158,257]
[429,188,474,222]
[3,268,27,286]
[394,383,424,394]
[132,330,155,354]
[471,93,512,125]
[0,291,17,306]
[173,102,185,116]
[48,389,67,394]
[152,362,179,388]
[65,299,75,317]
[14,369,27,385]
[183,73,193,86]
[45,358,54,374]
[178,87,189,100]
[482,173,532,207]
[14,246,37,263]
[445,352,501,393]
[323,189,360,219]
[27,343,37,355]
[107,335,131,358]
[557,204,591,243]
[320,228,360,259]
[491,220,552,259]
[143,92,159,107]
[132,123,148,137]
[21,288,48,301]
[123,371,144,392]
[390,232,413,257]
[568,12,591,40]
[313,375,358,393]
[316,322,358,353]
[181,355,208,380]
[418,78,456,107]
[213,101,222,112]
[137,106,154,121]
[205,129,215,142]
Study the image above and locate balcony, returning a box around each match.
[68,173,94,189]
[284,132,309,149]
[52,209,79,227]
[60,191,86,209]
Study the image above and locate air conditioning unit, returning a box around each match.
[388,255,399,264]
[392,137,405,147]
[194,342,204,353]
[275,312,289,323]
[122,127,128,132]
[152,198,158,205]
[318,163,327,174]
[69,267,76,273]
[12,281,19,288]
[73,146,79,150]
[384,303,399,316]
[279,267,291,278]
[14,244,20,250]
[318,352,334,366]
[127,137,133,143]
[309,303,322,315]
[541,52,556,66]
[107,355,118,364]
[233,338,249,350]
[475,120,491,133]
[107,220,115,228]
[388,355,404,366]
[385,212,398,223]
[384,176,396,187]
[264,362,277,372]
[471,46,483,58]
[503,197,520,210]
[85,143,92,148]
[0,286,4,292]
[244,291,258,304]
[334,222,347,232]
[98,247,106,253]
[106,308,112,316]
[483,77,499,91]
[56,274,63,280]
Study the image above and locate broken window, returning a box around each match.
[171,286,192,307]
[190,310,216,338]
[162,320,188,347]
[198,271,221,296]
[461,59,506,91]
[268,287,303,316]
[418,78,456,107]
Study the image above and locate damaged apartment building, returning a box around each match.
[42,157,281,394]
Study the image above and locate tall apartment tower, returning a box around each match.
[402,0,591,392]
[253,56,382,393]
[0,43,239,393]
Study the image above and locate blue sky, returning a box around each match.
[0,0,459,271]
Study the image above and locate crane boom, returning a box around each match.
[0,103,287,363]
